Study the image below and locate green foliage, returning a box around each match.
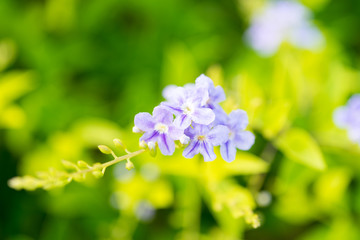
[1,0,360,240]
[276,128,326,171]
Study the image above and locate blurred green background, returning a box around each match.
[1,0,360,239]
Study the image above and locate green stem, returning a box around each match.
[69,149,146,177]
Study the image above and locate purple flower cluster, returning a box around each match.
[134,74,255,162]
[333,95,360,145]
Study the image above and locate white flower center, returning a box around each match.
[182,102,195,115]
[155,123,169,134]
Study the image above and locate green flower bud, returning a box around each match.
[77,160,90,168]
[98,145,112,154]
[125,160,134,170]
[113,138,125,149]
[8,177,23,190]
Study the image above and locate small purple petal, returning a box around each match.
[199,141,216,162]
[134,113,155,132]
[211,86,226,104]
[191,87,209,106]
[174,114,192,129]
[168,126,183,140]
[152,106,173,125]
[191,108,215,125]
[191,123,210,135]
[184,126,197,139]
[162,85,178,101]
[161,102,183,115]
[212,106,228,125]
[207,125,230,146]
[183,140,201,159]
[234,131,255,150]
[195,74,214,89]
[158,134,175,155]
[228,110,249,130]
[220,141,237,163]
[140,131,159,143]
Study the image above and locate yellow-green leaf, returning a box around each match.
[276,128,326,171]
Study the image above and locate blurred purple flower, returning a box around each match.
[183,124,229,162]
[334,95,360,144]
[245,1,324,56]
[161,85,215,129]
[134,106,183,155]
[220,110,255,162]
[135,201,155,222]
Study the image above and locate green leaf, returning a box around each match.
[262,100,292,139]
[276,128,326,171]
[223,152,269,175]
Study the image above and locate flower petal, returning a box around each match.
[174,114,192,129]
[191,87,209,106]
[228,109,249,130]
[152,106,173,125]
[162,85,178,102]
[134,112,155,132]
[140,131,159,143]
[211,86,226,104]
[191,107,215,125]
[168,126,183,140]
[234,131,255,150]
[161,102,182,115]
[184,126,197,139]
[195,74,214,89]
[183,140,200,159]
[212,106,228,126]
[199,141,216,162]
[220,141,237,163]
[158,134,175,156]
[207,125,230,146]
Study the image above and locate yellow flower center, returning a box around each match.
[197,135,206,141]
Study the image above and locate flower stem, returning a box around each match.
[69,149,147,177]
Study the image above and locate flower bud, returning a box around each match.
[92,170,104,178]
[77,160,90,168]
[180,135,190,145]
[113,138,125,149]
[8,177,23,190]
[133,126,141,133]
[148,141,156,150]
[98,145,112,154]
[61,160,78,170]
[125,160,134,170]
[139,140,147,149]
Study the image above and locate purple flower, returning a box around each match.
[334,95,360,144]
[134,74,256,161]
[245,1,324,56]
[161,85,215,129]
[183,124,229,162]
[220,110,255,162]
[134,106,183,155]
